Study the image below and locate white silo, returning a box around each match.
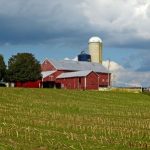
[88,36,103,64]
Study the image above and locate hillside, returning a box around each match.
[0,88,150,150]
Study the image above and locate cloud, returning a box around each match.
[0,0,150,75]
[0,0,90,45]
[63,56,150,87]
[81,0,150,48]
[103,60,150,87]
[103,60,124,71]
[64,56,78,61]
[0,0,150,49]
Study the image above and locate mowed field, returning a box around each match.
[0,88,150,150]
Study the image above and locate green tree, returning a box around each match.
[7,53,41,82]
[0,54,6,81]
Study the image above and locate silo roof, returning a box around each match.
[89,36,102,43]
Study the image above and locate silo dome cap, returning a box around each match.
[89,36,102,43]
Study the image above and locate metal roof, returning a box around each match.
[57,70,93,79]
[48,59,108,73]
[41,71,56,78]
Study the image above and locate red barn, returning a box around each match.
[56,70,98,90]
[15,80,41,88]
[41,59,111,90]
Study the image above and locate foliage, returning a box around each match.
[7,53,41,82]
[0,54,6,81]
[0,88,150,150]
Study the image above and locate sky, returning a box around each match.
[0,0,150,86]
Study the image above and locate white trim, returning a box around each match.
[84,77,87,90]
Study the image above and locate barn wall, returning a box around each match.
[41,59,56,71]
[80,78,85,89]
[56,78,80,89]
[43,70,64,82]
[97,73,111,87]
[43,70,77,82]
[56,72,111,89]
[41,59,111,89]
[56,72,99,90]
[15,81,41,88]
[86,72,99,90]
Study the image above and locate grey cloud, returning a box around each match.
[146,4,150,17]
[0,0,150,50]
[103,60,150,87]
[0,0,90,45]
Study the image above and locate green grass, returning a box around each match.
[0,88,150,150]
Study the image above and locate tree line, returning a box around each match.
[0,53,41,83]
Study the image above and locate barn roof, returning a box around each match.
[48,59,108,73]
[41,71,56,78]
[57,70,93,79]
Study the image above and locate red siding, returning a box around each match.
[97,73,111,87]
[86,72,99,90]
[43,70,64,82]
[56,78,79,89]
[41,59,56,71]
[40,59,112,90]
[13,58,111,90]
[56,72,99,90]
[15,81,41,88]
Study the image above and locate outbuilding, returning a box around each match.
[13,59,111,90]
[41,59,111,90]
[56,70,99,90]
[15,80,41,88]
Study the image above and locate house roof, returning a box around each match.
[57,70,93,79]
[47,59,108,73]
[41,71,56,78]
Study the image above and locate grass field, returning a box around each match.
[0,88,150,150]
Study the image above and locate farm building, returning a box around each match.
[14,36,111,90]
[56,70,99,90]
[41,59,111,90]
[15,81,41,88]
